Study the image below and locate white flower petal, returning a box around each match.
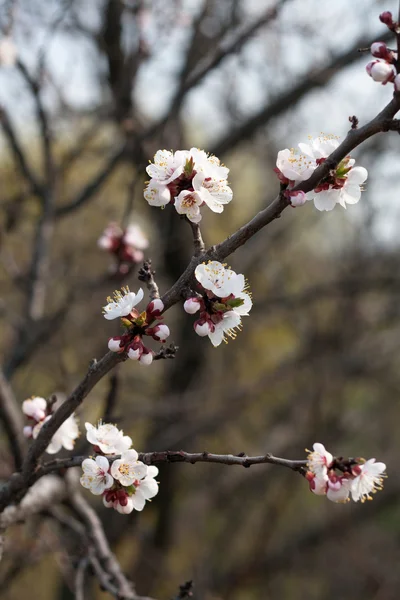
[313,190,338,212]
[234,292,252,316]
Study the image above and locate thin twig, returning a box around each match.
[0,107,43,198]
[70,492,138,600]
[74,557,89,600]
[173,580,194,600]
[138,260,160,300]
[0,369,26,471]
[56,144,127,216]
[36,451,307,479]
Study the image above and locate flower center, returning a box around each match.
[119,464,130,476]
[181,192,198,208]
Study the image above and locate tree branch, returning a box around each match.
[0,369,26,470]
[36,450,307,479]
[211,30,394,157]
[70,491,139,600]
[187,219,205,256]
[138,260,160,299]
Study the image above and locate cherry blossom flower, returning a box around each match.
[275,135,368,212]
[146,149,189,186]
[366,59,396,84]
[194,320,213,336]
[150,324,170,342]
[147,298,164,317]
[350,459,386,502]
[326,476,351,503]
[175,189,203,223]
[111,449,148,486]
[379,11,395,28]
[143,180,172,207]
[188,261,252,347]
[22,396,47,422]
[80,456,114,495]
[306,443,387,504]
[189,171,232,215]
[128,346,141,360]
[144,148,232,220]
[98,222,149,268]
[124,224,149,252]
[103,292,170,367]
[370,42,394,61]
[184,298,201,314]
[195,261,242,298]
[108,336,126,353]
[307,472,328,496]
[208,311,243,347]
[128,465,159,511]
[103,489,135,514]
[139,349,153,366]
[104,466,159,513]
[85,422,132,455]
[33,414,79,454]
[103,287,144,320]
[307,442,333,480]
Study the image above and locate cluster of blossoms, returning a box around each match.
[80,422,158,514]
[275,134,368,211]
[22,396,79,454]
[144,148,232,223]
[104,287,169,366]
[98,222,149,275]
[366,12,400,90]
[184,261,252,346]
[306,443,386,503]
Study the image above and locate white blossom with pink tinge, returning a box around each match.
[22,396,47,422]
[111,449,148,486]
[80,456,113,495]
[103,287,144,320]
[350,459,386,502]
[276,135,368,212]
[85,422,132,455]
[33,413,79,454]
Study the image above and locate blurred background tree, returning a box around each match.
[0,0,400,598]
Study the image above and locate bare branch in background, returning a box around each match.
[0,369,26,470]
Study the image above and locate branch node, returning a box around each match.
[138,259,160,300]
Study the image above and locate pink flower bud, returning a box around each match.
[128,347,141,360]
[194,320,212,337]
[366,60,395,83]
[370,41,392,61]
[139,350,153,366]
[23,425,33,438]
[108,337,125,353]
[284,189,306,207]
[147,298,164,316]
[32,408,46,422]
[152,324,170,341]
[379,11,394,28]
[395,74,400,91]
[184,297,201,314]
